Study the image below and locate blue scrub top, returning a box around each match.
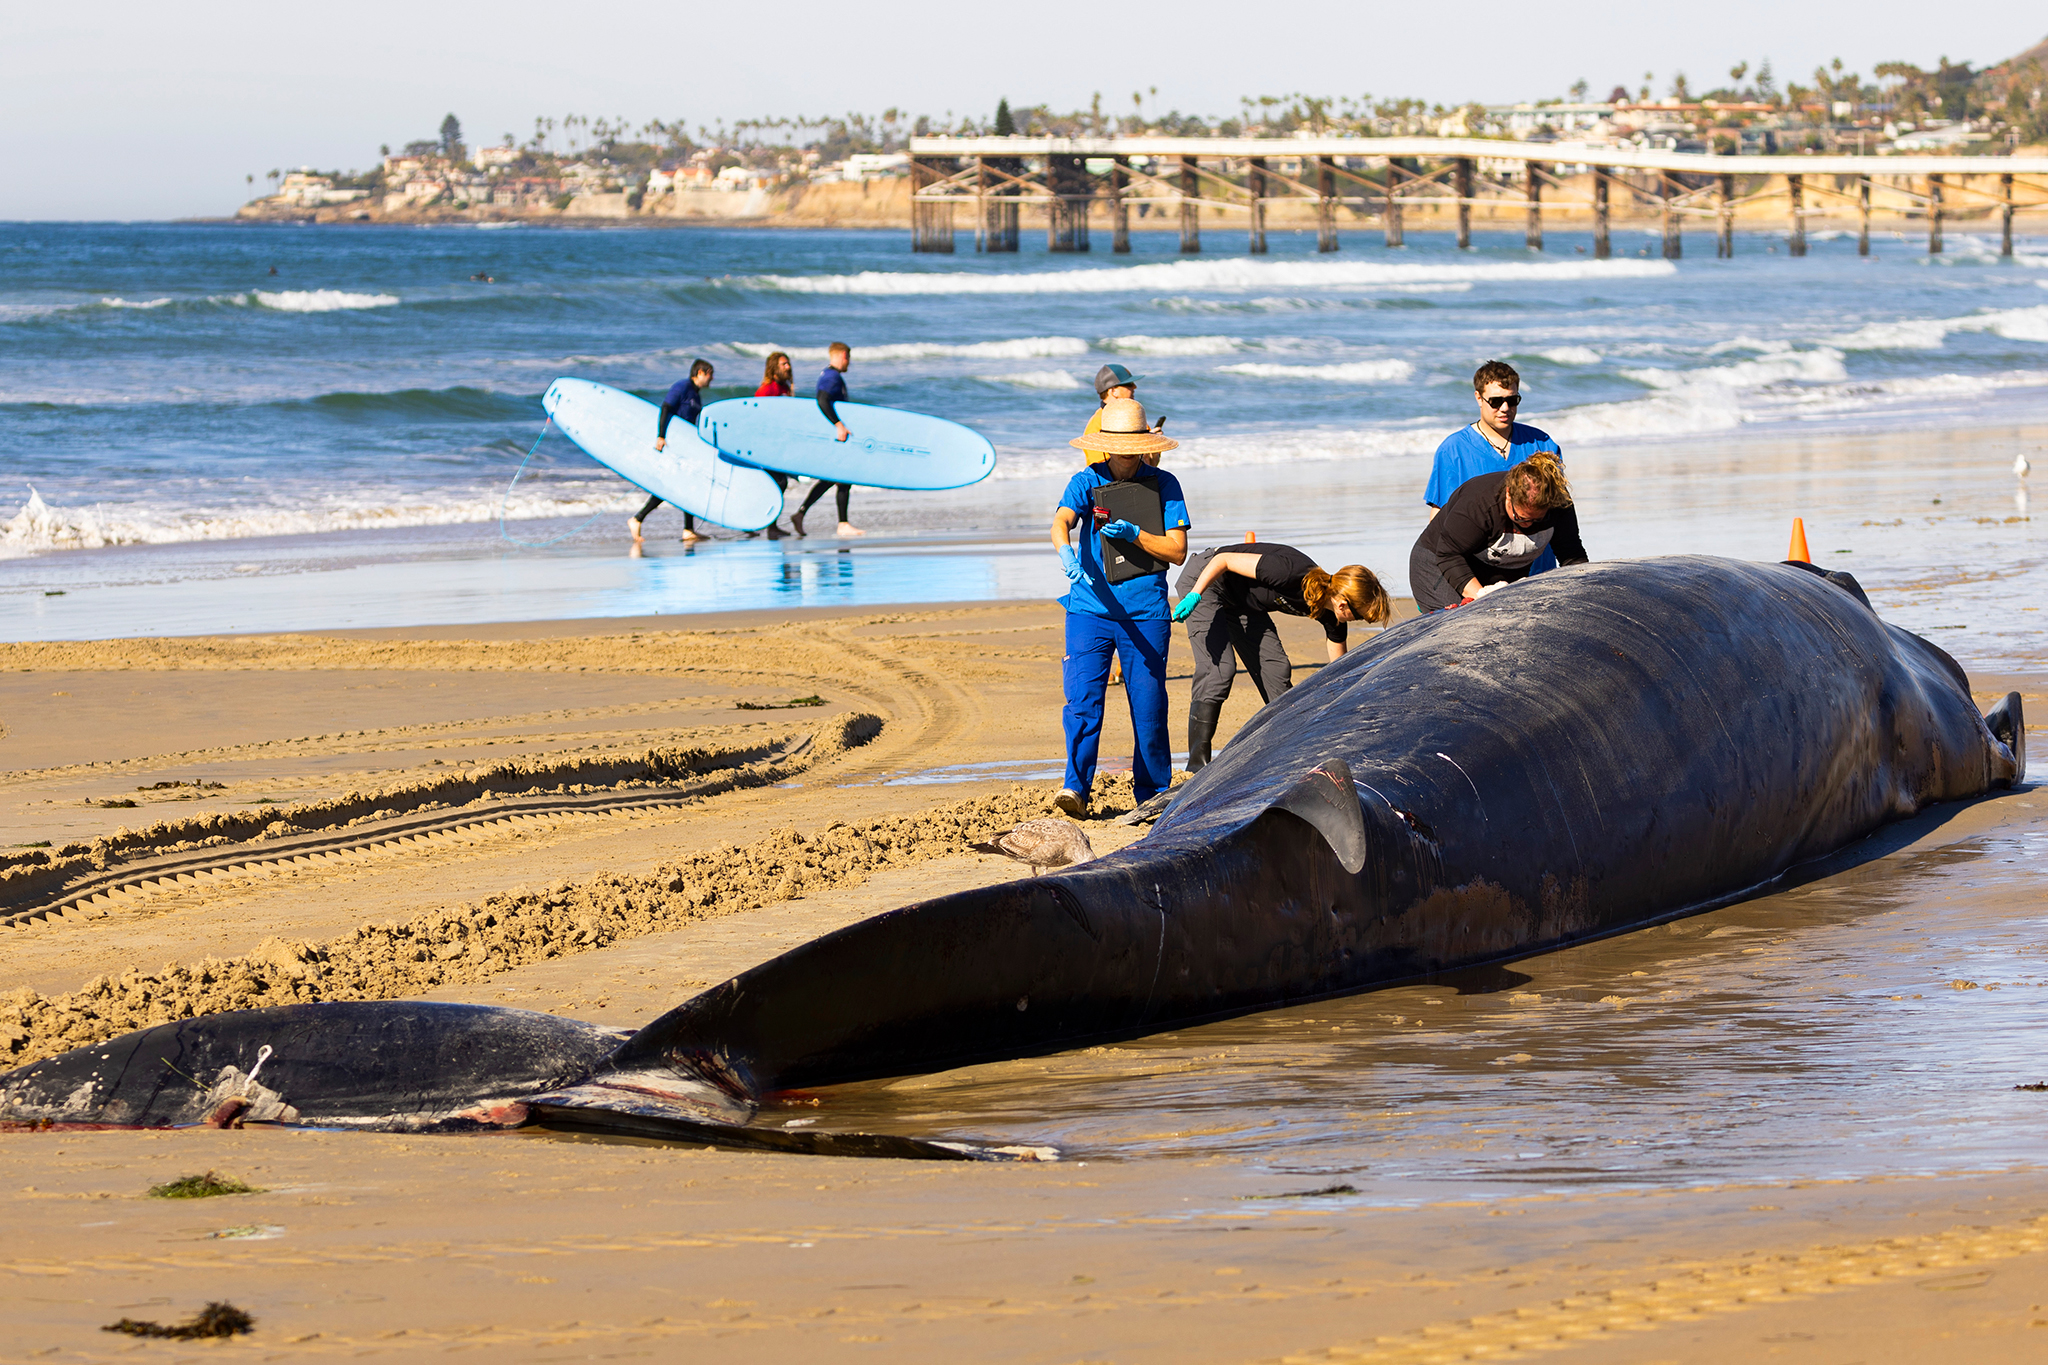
[1423,422,1560,508]
[1057,465,1190,620]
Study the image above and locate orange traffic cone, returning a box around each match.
[1244,530,1257,542]
[1787,517,1810,563]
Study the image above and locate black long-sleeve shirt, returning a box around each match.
[1410,469,1587,612]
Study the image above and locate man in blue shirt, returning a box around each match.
[792,342,861,538]
[1051,398,1189,816]
[1423,360,1562,574]
[637,358,714,543]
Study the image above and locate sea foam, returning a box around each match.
[1218,359,1416,383]
[0,483,636,557]
[247,289,402,312]
[1827,304,2048,351]
[727,337,1088,361]
[728,257,1679,296]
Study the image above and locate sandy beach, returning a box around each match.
[3,585,2044,1362]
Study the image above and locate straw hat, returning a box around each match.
[1069,398,1178,456]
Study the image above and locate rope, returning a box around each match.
[496,417,611,549]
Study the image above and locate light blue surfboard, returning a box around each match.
[697,397,997,490]
[542,379,784,532]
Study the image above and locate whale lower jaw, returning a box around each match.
[521,1065,1054,1160]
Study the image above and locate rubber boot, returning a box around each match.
[1186,701,1223,772]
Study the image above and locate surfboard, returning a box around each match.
[541,378,784,531]
[698,397,997,490]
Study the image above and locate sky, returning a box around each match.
[4,2,2040,220]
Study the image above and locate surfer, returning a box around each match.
[1426,359,1563,573]
[1168,545,1390,770]
[637,359,715,544]
[1051,398,1188,817]
[792,343,860,538]
[745,352,795,539]
[1409,455,1587,612]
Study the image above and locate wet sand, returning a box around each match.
[3,596,2045,1361]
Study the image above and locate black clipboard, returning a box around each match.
[1092,478,1166,584]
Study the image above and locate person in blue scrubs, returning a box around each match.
[1049,398,1189,817]
[1424,360,1563,574]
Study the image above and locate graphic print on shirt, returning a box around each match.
[1480,526,1555,570]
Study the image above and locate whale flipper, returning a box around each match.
[1265,759,1369,874]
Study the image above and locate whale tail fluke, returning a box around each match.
[1986,691,2027,785]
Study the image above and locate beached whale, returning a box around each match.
[1,557,2024,1153]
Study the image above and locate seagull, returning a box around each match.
[972,819,1095,876]
[2017,453,2032,478]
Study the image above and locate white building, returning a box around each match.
[1888,122,1986,151]
[475,145,520,169]
[841,153,909,181]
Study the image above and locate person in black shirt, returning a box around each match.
[1168,541,1390,770]
[634,359,714,543]
[1409,455,1588,613]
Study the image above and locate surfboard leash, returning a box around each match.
[496,416,611,550]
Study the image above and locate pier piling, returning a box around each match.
[1717,173,1734,257]
[1317,156,1339,253]
[2001,173,2015,257]
[1384,159,1404,248]
[1454,157,1473,249]
[1787,174,1806,257]
[1928,174,1943,254]
[1247,157,1268,254]
[1109,155,1130,254]
[1179,156,1201,253]
[1660,172,1681,259]
[1593,171,1609,259]
[1047,155,1089,252]
[1857,176,1871,257]
[1525,163,1544,251]
[909,158,955,252]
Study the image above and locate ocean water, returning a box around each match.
[2,220,2044,642]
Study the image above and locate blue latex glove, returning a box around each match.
[1099,518,1141,542]
[1059,543,1092,586]
[1171,590,1203,622]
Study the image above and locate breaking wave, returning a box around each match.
[725,257,1679,296]
[1,483,635,557]
[725,337,1089,361]
[976,370,1084,389]
[1826,303,2048,351]
[1218,359,1416,383]
[247,289,401,312]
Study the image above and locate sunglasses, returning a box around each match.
[1482,394,1522,409]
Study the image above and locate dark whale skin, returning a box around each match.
[0,1002,624,1130]
[614,556,2021,1096]
[2,557,2023,1140]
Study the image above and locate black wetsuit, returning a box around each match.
[641,376,706,531]
[797,365,852,523]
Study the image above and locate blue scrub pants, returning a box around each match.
[1062,612,1173,803]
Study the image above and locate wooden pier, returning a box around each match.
[905,136,2048,259]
